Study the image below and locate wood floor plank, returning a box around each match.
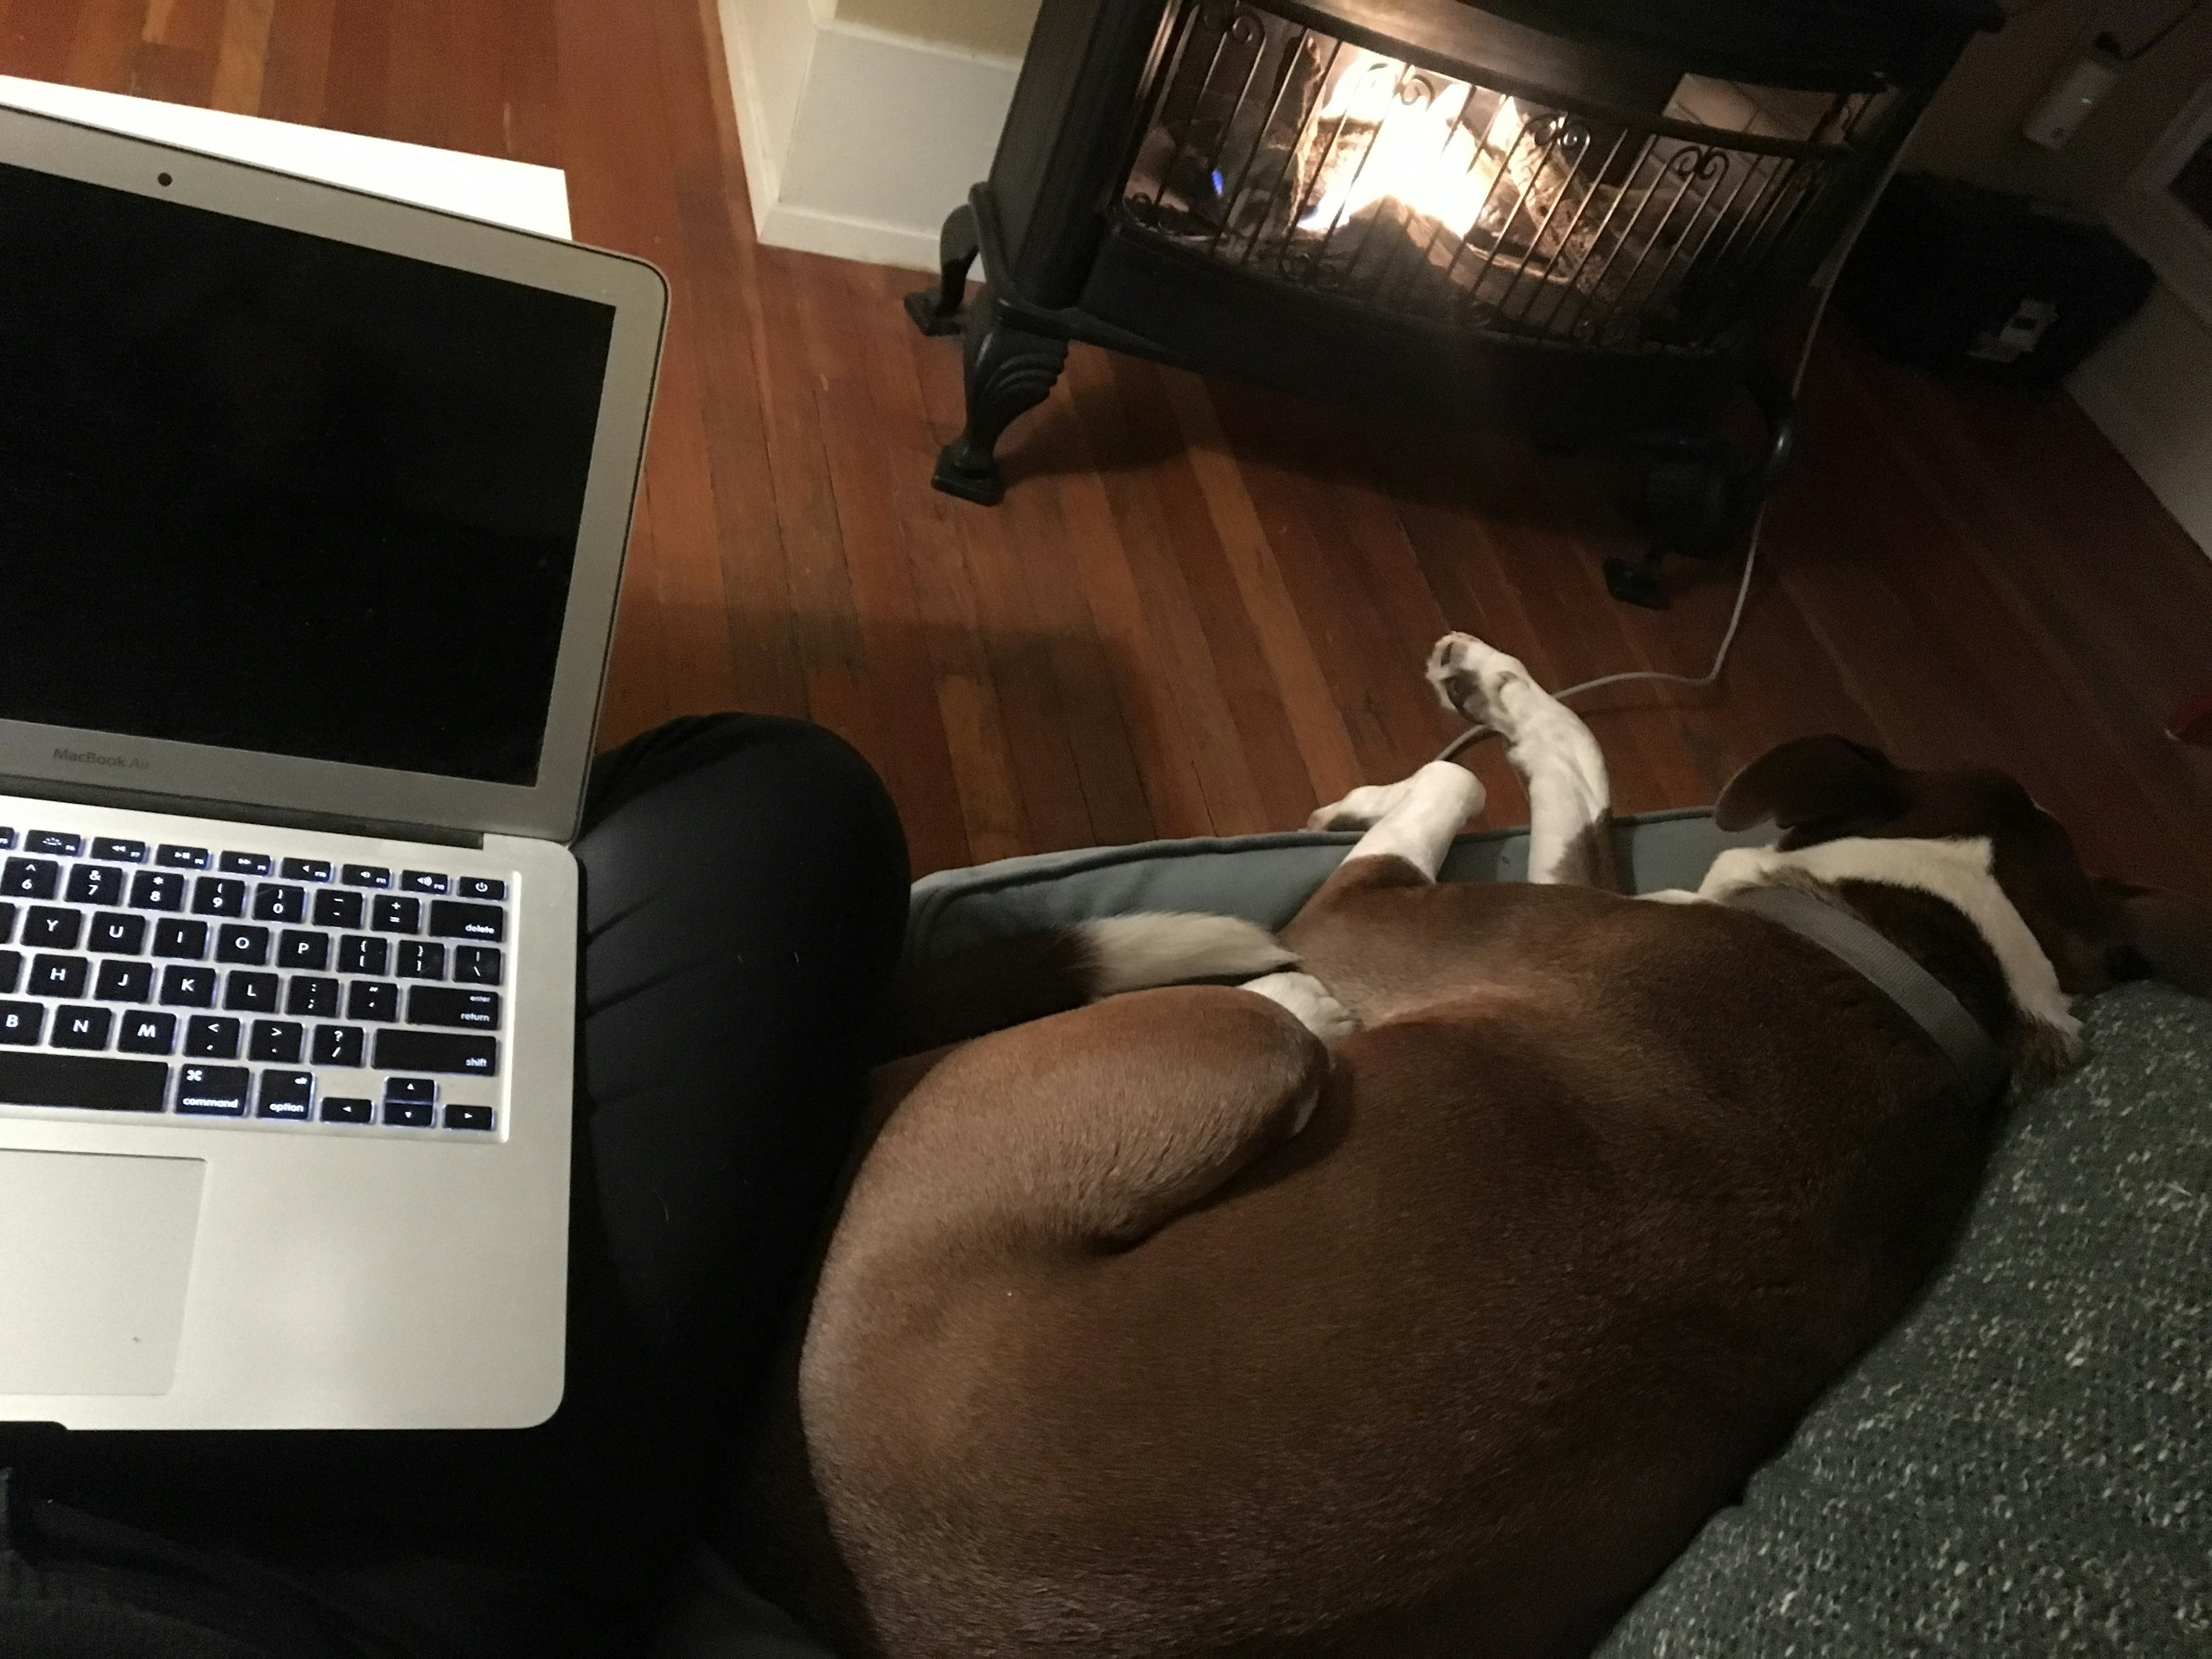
[1109,359,1316,831]
[1162,370,1363,813]
[252,0,332,123]
[66,0,145,90]
[7,1,90,81]
[208,0,272,111]
[789,244,976,873]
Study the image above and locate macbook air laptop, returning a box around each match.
[0,101,666,1430]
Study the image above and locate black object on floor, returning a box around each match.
[1838,172,2156,388]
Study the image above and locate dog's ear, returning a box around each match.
[1714,736,1902,838]
[2097,881,2212,998]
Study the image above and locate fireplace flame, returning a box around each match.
[1296,53,1522,241]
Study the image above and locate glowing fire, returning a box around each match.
[1296,53,1524,242]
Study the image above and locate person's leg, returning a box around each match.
[573,713,910,1396]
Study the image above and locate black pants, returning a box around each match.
[1,717,910,1658]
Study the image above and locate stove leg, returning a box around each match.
[904,204,980,338]
[931,292,1067,506]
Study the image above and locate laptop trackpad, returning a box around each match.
[0,1149,203,1396]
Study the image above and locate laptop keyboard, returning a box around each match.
[0,823,509,1135]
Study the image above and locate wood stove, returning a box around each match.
[909,0,1995,601]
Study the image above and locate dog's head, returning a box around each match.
[1715,735,2212,1002]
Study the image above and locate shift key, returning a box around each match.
[427,900,505,942]
[373,1029,498,1077]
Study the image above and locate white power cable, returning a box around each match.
[1435,276,1838,767]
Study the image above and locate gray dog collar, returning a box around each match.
[1726,883,2010,1104]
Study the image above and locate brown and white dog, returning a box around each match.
[740,634,2212,1659]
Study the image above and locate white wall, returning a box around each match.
[2069,283,2212,550]
[719,0,1021,270]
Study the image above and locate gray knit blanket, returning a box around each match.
[1597,981,2212,1656]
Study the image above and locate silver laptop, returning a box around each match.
[0,104,666,1430]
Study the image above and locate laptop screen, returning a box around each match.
[0,159,617,787]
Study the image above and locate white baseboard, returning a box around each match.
[2067,287,2212,559]
[718,0,1018,272]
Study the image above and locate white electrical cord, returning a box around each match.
[1434,276,1838,767]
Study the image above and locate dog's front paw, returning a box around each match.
[1427,632,1531,726]
[1307,779,1412,832]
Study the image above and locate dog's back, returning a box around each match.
[783,881,1991,1659]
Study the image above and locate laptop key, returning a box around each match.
[157,846,211,870]
[88,912,147,954]
[280,857,334,883]
[184,1017,242,1060]
[454,877,506,902]
[153,919,210,959]
[397,941,445,980]
[0,1050,166,1111]
[116,1012,178,1055]
[25,831,81,857]
[31,955,89,999]
[384,1078,437,1107]
[0,901,13,944]
[384,1100,435,1128]
[159,965,217,1007]
[339,936,389,976]
[24,907,84,949]
[65,865,123,906]
[319,1096,373,1124]
[372,1029,498,1077]
[257,1070,315,1120]
[252,884,307,924]
[343,865,393,889]
[287,976,340,1018]
[219,852,272,877]
[312,1024,366,1067]
[0,1001,44,1044]
[0,951,19,995]
[175,1064,248,1115]
[90,838,148,863]
[3,858,59,900]
[224,972,279,1014]
[400,871,449,895]
[444,1104,495,1132]
[249,1021,305,1065]
[130,870,185,911]
[347,980,399,1022]
[95,960,154,1002]
[427,900,505,942]
[278,930,331,971]
[371,896,421,933]
[215,926,271,966]
[51,1006,111,1050]
[192,877,247,917]
[453,946,502,986]
[0,829,13,849]
[312,889,363,930]
[407,987,500,1029]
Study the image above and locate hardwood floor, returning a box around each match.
[9,0,2211,890]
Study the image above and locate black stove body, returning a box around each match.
[910,0,1995,600]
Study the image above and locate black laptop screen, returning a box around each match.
[0,160,618,786]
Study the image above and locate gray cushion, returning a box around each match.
[687,819,2211,1658]
[1594,979,2212,1658]
[904,809,1769,962]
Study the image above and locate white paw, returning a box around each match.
[1241,971,1361,1048]
[1426,632,1531,727]
[1307,779,1412,832]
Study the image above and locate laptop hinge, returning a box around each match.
[0,772,486,850]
